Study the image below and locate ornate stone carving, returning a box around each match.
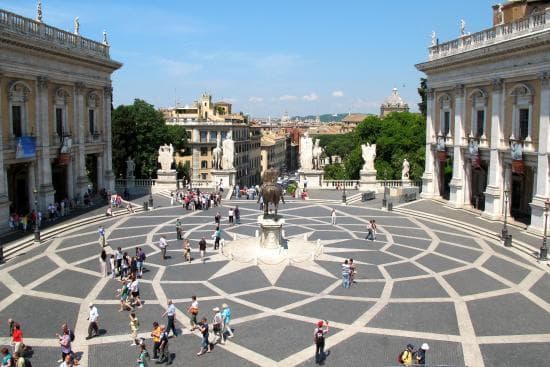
[312,139,323,170]
[492,78,503,92]
[9,82,31,102]
[102,30,109,46]
[74,17,80,35]
[157,144,174,171]
[454,84,465,97]
[427,88,435,100]
[401,159,410,180]
[36,1,43,22]
[431,31,437,46]
[55,88,71,104]
[539,71,550,87]
[213,137,222,170]
[75,82,85,95]
[361,143,376,171]
[222,132,235,170]
[87,92,99,108]
[37,76,48,90]
[103,85,113,99]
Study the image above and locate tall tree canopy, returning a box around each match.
[112,99,187,178]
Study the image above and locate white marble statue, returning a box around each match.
[361,143,376,171]
[213,137,222,170]
[460,19,466,36]
[431,31,437,46]
[102,29,108,45]
[222,131,235,170]
[299,132,313,171]
[36,1,43,22]
[312,139,324,170]
[60,137,72,154]
[402,159,410,180]
[74,17,80,35]
[126,157,136,178]
[510,141,523,160]
[157,144,174,171]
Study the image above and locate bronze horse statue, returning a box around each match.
[258,168,285,216]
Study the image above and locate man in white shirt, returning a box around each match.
[86,303,99,339]
[159,236,168,260]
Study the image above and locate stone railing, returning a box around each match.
[322,180,360,189]
[428,9,549,60]
[0,8,110,59]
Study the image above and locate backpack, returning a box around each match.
[397,349,408,364]
[315,328,324,343]
[69,329,75,342]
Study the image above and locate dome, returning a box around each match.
[383,88,408,107]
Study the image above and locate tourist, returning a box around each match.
[214,212,221,225]
[129,276,142,308]
[106,207,113,217]
[183,239,191,263]
[136,344,150,367]
[127,202,135,214]
[158,325,170,363]
[115,247,123,277]
[86,303,99,340]
[313,320,329,364]
[234,206,241,224]
[170,192,174,206]
[7,318,14,337]
[349,259,357,285]
[211,227,221,251]
[99,250,108,277]
[366,221,374,241]
[150,322,161,361]
[130,256,138,279]
[398,344,415,366]
[109,254,116,279]
[11,323,23,355]
[228,207,234,225]
[212,307,223,345]
[121,252,130,280]
[198,237,206,263]
[98,226,106,247]
[117,280,133,312]
[1,347,12,367]
[341,259,350,288]
[371,219,377,240]
[175,219,182,240]
[221,303,234,340]
[129,313,140,345]
[136,247,145,278]
[12,351,24,367]
[159,236,168,260]
[162,300,178,338]
[415,343,429,366]
[187,296,199,331]
[196,317,211,356]
[56,327,72,362]
[331,209,336,225]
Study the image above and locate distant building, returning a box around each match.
[380,88,409,117]
[160,93,245,123]
[341,113,368,131]
[260,133,287,176]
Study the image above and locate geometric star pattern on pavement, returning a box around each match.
[0,199,549,366]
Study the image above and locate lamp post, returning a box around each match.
[382,169,388,208]
[33,189,40,243]
[502,189,511,247]
[539,199,549,261]
[148,168,154,208]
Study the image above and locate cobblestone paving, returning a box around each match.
[0,199,549,367]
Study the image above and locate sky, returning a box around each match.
[1,0,498,118]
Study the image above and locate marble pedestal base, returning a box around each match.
[210,170,237,189]
[258,215,285,249]
[152,170,177,193]
[299,170,323,189]
[359,169,377,192]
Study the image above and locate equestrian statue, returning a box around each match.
[258,168,285,216]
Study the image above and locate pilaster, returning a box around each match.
[449,84,465,207]
[527,71,550,234]
[0,73,10,232]
[103,85,114,192]
[74,82,89,198]
[483,79,504,220]
[35,76,55,208]
[421,88,437,198]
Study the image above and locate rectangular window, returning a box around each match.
[56,108,63,137]
[210,131,217,142]
[12,106,22,137]
[476,110,485,137]
[519,108,529,140]
[201,160,208,169]
[89,109,95,134]
[221,131,228,140]
[200,131,207,143]
[200,147,208,156]
[443,111,450,136]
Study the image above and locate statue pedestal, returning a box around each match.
[152,170,177,193]
[258,215,285,249]
[299,170,323,189]
[211,170,237,189]
[359,169,377,192]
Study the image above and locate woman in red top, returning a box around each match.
[11,323,23,355]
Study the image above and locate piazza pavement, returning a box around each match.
[0,193,549,367]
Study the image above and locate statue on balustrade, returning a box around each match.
[213,137,222,170]
[312,139,324,170]
[157,144,174,171]
[222,131,235,170]
[402,159,410,181]
[361,143,376,171]
[126,157,136,178]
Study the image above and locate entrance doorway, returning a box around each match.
[471,161,488,210]
[439,157,452,200]
[86,154,98,194]
[510,166,533,225]
[7,164,30,214]
[52,164,68,202]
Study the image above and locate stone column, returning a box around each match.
[67,160,74,201]
[464,160,472,208]
[103,85,114,192]
[449,84,466,207]
[35,76,55,209]
[528,72,550,234]
[0,73,10,232]
[421,88,438,198]
[483,79,504,220]
[97,154,104,193]
[74,82,89,199]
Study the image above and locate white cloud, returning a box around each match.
[302,93,319,102]
[332,90,344,98]
[249,96,264,103]
[279,95,298,101]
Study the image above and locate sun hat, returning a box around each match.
[222,303,228,308]
[421,343,430,350]
[213,307,220,312]
[317,320,323,327]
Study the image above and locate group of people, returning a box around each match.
[170,189,222,211]
[398,343,430,366]
[341,259,357,288]
[186,298,234,356]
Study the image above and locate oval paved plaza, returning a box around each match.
[0,199,549,367]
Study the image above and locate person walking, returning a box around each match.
[162,300,178,337]
[331,209,337,225]
[158,325,170,364]
[198,237,207,263]
[1,348,12,367]
[187,296,199,331]
[211,227,221,251]
[99,250,108,277]
[86,303,99,340]
[11,323,23,355]
[56,326,72,363]
[214,212,221,226]
[212,307,223,345]
[414,343,429,366]
[136,344,150,367]
[371,219,377,240]
[341,260,351,288]
[150,322,161,361]
[183,239,191,263]
[398,344,415,366]
[98,226,106,247]
[228,208,234,225]
[313,320,329,364]
[349,258,357,285]
[175,219,182,240]
[12,351,24,367]
[129,277,142,308]
[159,236,168,260]
[115,247,123,277]
[234,206,241,224]
[221,303,234,340]
[196,318,211,356]
[129,313,140,345]
[366,221,374,241]
[109,254,116,279]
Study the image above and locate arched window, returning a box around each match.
[54,88,71,138]
[87,92,100,135]
[8,81,31,137]
[509,84,533,142]
[468,89,487,140]
[438,93,453,138]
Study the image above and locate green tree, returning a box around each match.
[418,78,427,118]
[112,99,187,179]
[323,163,347,180]
[344,145,363,179]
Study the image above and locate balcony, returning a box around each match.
[427,9,548,61]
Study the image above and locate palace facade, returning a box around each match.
[416,0,549,233]
[0,8,121,231]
